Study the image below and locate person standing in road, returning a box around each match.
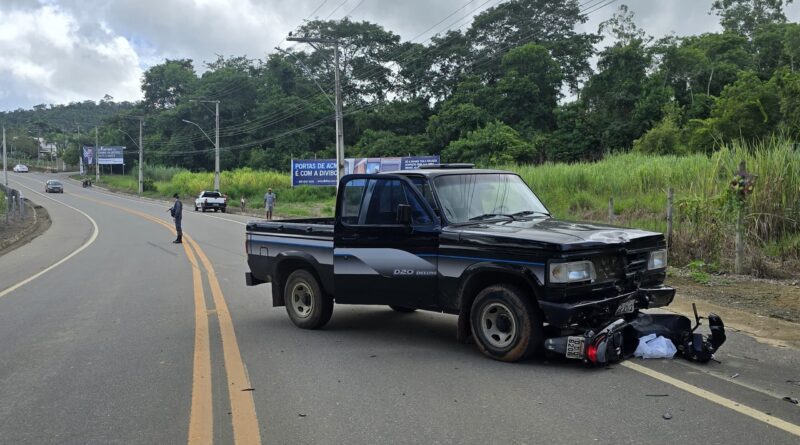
[264,188,276,220]
[169,193,183,243]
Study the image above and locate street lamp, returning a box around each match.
[184,99,220,191]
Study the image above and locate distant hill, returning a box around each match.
[0,98,136,132]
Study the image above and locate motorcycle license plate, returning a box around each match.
[566,336,585,359]
[615,299,635,315]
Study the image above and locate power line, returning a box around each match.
[145,0,505,147]
[155,0,620,157]
[325,0,350,19]
[343,0,367,18]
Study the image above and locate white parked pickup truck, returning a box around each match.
[194,191,227,213]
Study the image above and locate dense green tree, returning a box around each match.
[426,103,491,150]
[711,70,782,141]
[582,39,650,151]
[711,0,794,37]
[350,130,431,157]
[466,0,599,91]
[546,102,599,162]
[443,121,532,165]
[141,59,197,110]
[493,44,562,133]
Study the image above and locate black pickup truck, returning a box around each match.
[245,166,720,363]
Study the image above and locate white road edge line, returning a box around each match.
[0,179,100,299]
[622,361,800,437]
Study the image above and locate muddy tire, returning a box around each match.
[470,284,543,362]
[284,269,333,329]
[389,305,416,313]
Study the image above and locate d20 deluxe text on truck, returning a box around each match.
[245,166,725,363]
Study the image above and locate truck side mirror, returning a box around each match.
[396,204,412,225]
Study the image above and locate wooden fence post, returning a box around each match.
[666,187,674,250]
[735,207,744,274]
[608,196,614,224]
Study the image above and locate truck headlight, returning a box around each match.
[549,261,596,284]
[648,249,667,270]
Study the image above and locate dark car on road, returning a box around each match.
[244,165,677,362]
[45,180,64,193]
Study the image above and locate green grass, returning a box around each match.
[73,137,800,271]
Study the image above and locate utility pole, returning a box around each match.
[215,100,220,191]
[139,117,144,195]
[286,35,345,188]
[3,127,7,187]
[95,126,99,183]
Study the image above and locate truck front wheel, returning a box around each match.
[470,284,543,362]
[284,269,333,329]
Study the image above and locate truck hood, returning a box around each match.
[451,217,663,251]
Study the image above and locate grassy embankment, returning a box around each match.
[83,139,799,274]
[76,165,336,219]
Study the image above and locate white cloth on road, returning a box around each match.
[634,333,677,359]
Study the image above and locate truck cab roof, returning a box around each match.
[384,168,514,179]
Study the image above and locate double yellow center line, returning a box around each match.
[75,194,261,445]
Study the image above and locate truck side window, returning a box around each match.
[340,179,367,224]
[360,179,432,226]
[409,177,438,211]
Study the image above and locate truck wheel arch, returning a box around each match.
[456,266,543,344]
[273,253,331,307]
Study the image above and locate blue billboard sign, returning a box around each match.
[291,156,440,186]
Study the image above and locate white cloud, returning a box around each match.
[1,0,800,111]
[0,3,142,109]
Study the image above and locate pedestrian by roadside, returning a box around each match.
[240,196,246,213]
[168,193,183,243]
[264,188,276,220]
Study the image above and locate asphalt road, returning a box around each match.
[1,171,799,445]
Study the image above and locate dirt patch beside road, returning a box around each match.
[0,201,51,257]
[665,273,800,349]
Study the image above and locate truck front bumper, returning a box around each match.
[538,285,675,327]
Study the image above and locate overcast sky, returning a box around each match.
[1,0,798,112]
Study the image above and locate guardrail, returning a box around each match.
[1,183,27,224]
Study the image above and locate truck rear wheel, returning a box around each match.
[470,284,543,362]
[284,269,333,329]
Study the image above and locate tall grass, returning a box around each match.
[511,137,800,271]
[163,167,336,204]
[122,138,799,271]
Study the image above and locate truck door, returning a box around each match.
[334,175,439,308]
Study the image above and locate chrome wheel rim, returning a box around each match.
[480,302,517,349]
[290,282,314,319]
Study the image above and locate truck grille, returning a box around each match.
[594,251,649,283]
[625,251,649,275]
[594,256,624,281]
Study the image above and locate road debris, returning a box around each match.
[730,373,740,379]
[783,396,799,405]
[298,413,307,417]
[646,394,669,397]
[662,413,672,420]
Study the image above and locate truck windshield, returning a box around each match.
[433,174,548,224]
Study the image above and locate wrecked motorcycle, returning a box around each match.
[545,303,727,366]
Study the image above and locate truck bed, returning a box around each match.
[245,217,335,237]
[245,218,335,306]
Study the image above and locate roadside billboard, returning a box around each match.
[82,146,95,167]
[291,155,440,186]
[98,146,125,165]
[82,146,124,166]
